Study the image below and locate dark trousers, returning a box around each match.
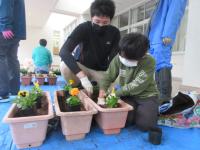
[122,96,159,131]
[0,36,20,96]
[35,70,49,74]
[155,67,172,103]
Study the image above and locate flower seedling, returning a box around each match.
[105,88,119,108]
[66,88,81,107]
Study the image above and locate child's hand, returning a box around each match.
[99,89,106,98]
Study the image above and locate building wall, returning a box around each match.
[18,0,191,81]
[182,0,200,87]
[18,26,61,67]
[171,53,185,78]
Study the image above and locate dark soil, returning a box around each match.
[57,95,85,112]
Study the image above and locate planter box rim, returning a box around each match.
[21,76,32,78]
[47,76,57,78]
[80,91,133,112]
[54,91,97,117]
[3,91,54,123]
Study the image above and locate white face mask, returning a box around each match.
[119,55,138,67]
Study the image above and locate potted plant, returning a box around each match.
[63,79,74,97]
[79,89,133,135]
[13,90,37,117]
[66,88,81,111]
[54,87,97,141]
[20,68,28,75]
[35,73,45,85]
[104,91,119,108]
[47,72,57,85]
[20,68,32,86]
[52,68,61,75]
[3,87,54,149]
[31,82,43,108]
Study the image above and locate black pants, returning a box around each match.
[122,96,159,131]
[0,36,20,96]
[155,67,172,103]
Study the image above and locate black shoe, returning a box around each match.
[0,95,9,99]
[46,116,60,137]
[44,81,49,85]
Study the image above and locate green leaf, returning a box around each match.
[66,96,81,106]
[13,95,36,110]
[105,95,118,108]
[64,84,72,92]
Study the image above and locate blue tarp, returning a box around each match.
[0,76,200,150]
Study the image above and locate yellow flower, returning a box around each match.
[110,87,116,97]
[69,79,74,85]
[69,88,80,96]
[111,87,115,94]
[18,90,29,97]
[34,81,39,88]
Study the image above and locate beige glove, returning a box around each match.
[80,76,93,94]
[97,97,105,105]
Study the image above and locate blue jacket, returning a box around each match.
[148,0,187,71]
[0,0,26,39]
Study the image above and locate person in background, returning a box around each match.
[0,0,26,101]
[99,33,159,131]
[59,0,120,96]
[32,39,52,74]
[148,0,187,103]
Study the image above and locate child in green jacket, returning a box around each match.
[99,33,159,131]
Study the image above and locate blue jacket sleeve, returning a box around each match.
[162,0,187,41]
[0,0,14,32]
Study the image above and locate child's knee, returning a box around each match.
[136,117,158,132]
[136,122,150,131]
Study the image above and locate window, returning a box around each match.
[136,25,144,33]
[119,11,129,28]
[111,16,119,27]
[136,25,143,33]
[145,0,157,19]
[52,31,60,55]
[130,25,143,33]
[120,30,128,38]
[137,5,145,22]
[144,23,148,34]
[129,23,148,34]
[114,0,187,53]
[130,8,138,25]
[135,0,157,23]
[172,9,188,52]
[116,0,158,38]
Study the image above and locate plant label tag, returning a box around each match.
[24,122,38,129]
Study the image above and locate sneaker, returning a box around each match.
[0,95,10,103]
[159,100,172,114]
